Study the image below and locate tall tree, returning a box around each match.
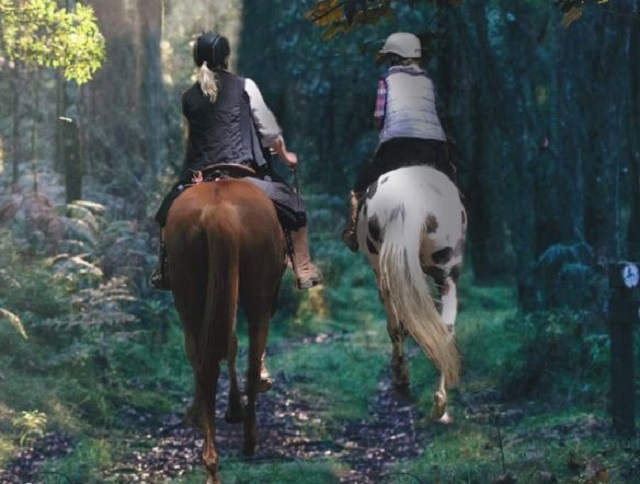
[138,0,165,173]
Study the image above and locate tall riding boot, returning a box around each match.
[149,232,171,291]
[341,190,361,253]
[289,227,323,290]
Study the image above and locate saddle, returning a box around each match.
[192,163,260,184]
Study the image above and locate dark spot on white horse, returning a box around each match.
[461,209,467,227]
[365,181,378,200]
[432,247,453,265]
[368,215,382,242]
[389,204,406,223]
[380,175,390,185]
[426,213,438,234]
[366,237,378,255]
[450,264,462,282]
[426,266,446,285]
[362,203,368,218]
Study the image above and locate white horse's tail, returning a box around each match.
[378,206,461,387]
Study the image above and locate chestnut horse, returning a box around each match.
[164,178,285,483]
[356,165,466,422]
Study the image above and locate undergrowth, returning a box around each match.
[1,197,639,482]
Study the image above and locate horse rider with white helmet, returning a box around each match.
[342,32,457,252]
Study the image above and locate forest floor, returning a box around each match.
[1,331,636,484]
[3,337,433,483]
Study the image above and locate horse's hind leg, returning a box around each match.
[431,266,461,422]
[258,279,284,393]
[182,327,205,429]
[244,316,270,455]
[225,331,244,424]
[439,267,461,335]
[259,351,273,392]
[226,327,269,425]
[380,285,410,394]
[198,360,221,483]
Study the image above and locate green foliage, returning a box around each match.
[11,410,47,448]
[392,426,501,483]
[41,438,113,482]
[0,231,68,320]
[0,307,27,339]
[449,279,518,382]
[500,309,610,404]
[0,0,105,84]
[391,411,623,483]
[271,333,387,421]
[212,459,343,484]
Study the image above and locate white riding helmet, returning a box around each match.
[378,32,422,59]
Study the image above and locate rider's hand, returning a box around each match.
[282,151,298,168]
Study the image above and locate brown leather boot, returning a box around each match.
[289,227,323,290]
[149,233,171,291]
[341,190,360,253]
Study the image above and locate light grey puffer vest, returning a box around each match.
[379,65,446,143]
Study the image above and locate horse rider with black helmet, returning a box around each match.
[151,32,323,291]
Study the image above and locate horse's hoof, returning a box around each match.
[436,411,453,425]
[431,391,447,421]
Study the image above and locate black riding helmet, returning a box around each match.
[193,31,230,69]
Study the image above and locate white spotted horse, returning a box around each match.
[164,165,286,483]
[356,165,466,422]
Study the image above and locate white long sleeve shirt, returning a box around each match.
[244,78,283,148]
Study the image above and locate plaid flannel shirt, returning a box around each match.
[373,77,387,132]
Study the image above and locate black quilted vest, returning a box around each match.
[180,70,266,181]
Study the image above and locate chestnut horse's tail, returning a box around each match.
[199,205,240,367]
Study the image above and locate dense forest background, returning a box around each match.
[1,0,640,482]
[4,0,640,294]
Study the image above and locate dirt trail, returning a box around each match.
[1,364,437,483]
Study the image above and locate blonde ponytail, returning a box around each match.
[197,61,219,103]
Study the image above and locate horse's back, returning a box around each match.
[166,179,281,246]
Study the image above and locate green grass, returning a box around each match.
[177,459,344,483]
[390,409,639,483]
[270,332,387,421]
[40,438,113,483]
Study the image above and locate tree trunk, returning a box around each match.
[138,0,164,172]
[457,2,511,281]
[10,61,22,188]
[627,20,640,259]
[60,116,82,203]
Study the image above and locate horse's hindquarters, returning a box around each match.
[163,179,285,476]
[357,165,465,401]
